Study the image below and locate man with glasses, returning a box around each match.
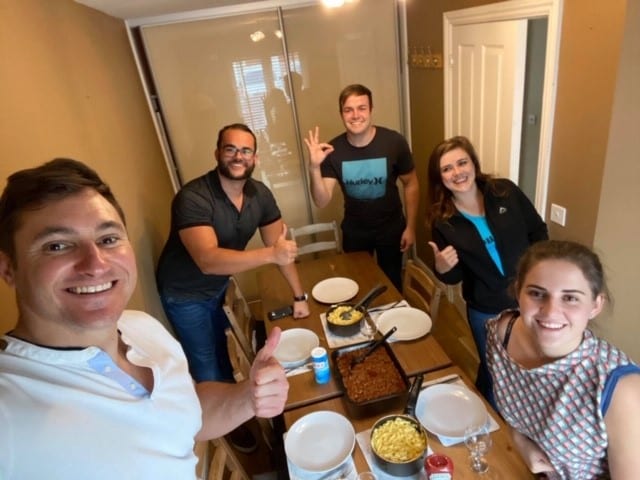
[156,123,309,452]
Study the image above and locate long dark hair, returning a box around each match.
[426,136,500,225]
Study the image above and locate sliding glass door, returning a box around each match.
[137,0,403,294]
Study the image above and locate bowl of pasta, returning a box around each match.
[370,414,428,476]
[369,375,428,476]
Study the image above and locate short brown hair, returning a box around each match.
[338,84,373,112]
[216,123,257,153]
[0,158,125,263]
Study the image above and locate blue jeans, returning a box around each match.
[160,286,234,383]
[467,306,498,410]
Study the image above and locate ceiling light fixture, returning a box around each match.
[322,0,345,7]
[250,30,265,42]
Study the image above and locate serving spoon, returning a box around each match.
[339,283,388,321]
[350,326,397,368]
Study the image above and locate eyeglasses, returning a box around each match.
[221,144,255,158]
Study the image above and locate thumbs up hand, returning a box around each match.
[273,223,298,265]
[249,327,289,418]
[428,241,459,274]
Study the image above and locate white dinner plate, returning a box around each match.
[285,410,355,473]
[415,384,488,438]
[376,307,432,341]
[311,277,359,304]
[274,328,319,368]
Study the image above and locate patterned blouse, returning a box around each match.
[487,311,640,480]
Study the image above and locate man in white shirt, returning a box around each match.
[0,158,288,480]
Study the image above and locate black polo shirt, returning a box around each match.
[156,168,281,299]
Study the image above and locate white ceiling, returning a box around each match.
[75,0,256,20]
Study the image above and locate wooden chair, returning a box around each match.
[194,438,250,480]
[223,276,256,362]
[402,259,442,321]
[208,438,251,480]
[289,220,341,256]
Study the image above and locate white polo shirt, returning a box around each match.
[0,310,202,480]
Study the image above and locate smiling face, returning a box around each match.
[438,147,477,196]
[0,188,137,341]
[517,258,604,358]
[215,128,257,181]
[340,94,373,138]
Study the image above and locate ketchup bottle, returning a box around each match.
[424,454,454,479]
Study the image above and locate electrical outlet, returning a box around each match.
[550,203,567,226]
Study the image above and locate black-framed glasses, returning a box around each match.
[221,144,254,158]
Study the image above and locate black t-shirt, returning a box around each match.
[320,126,414,229]
[156,169,281,299]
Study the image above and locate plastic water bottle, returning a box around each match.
[311,347,331,384]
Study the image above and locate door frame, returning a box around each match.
[444,0,564,217]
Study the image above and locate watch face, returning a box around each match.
[294,293,308,302]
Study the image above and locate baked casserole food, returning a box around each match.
[335,345,406,403]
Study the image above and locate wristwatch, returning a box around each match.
[293,293,308,302]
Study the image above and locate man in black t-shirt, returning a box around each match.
[304,84,419,290]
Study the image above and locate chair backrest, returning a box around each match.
[208,437,251,480]
[402,259,442,321]
[289,220,341,256]
[195,437,250,480]
[223,276,255,361]
[225,327,252,383]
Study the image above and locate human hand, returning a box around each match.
[273,223,298,265]
[304,126,334,168]
[428,241,458,274]
[293,299,310,319]
[249,326,289,418]
[511,430,556,475]
[400,227,415,253]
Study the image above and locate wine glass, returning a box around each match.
[463,423,492,474]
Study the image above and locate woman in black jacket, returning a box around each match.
[426,136,548,406]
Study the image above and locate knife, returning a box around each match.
[420,373,460,389]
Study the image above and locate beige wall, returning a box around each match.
[593,0,639,361]
[0,0,174,334]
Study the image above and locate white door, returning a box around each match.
[447,20,528,181]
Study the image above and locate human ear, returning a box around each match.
[0,251,15,287]
[588,294,605,320]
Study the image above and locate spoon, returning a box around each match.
[350,326,397,368]
[340,284,388,321]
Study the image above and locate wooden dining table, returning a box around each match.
[283,365,535,479]
[258,251,453,410]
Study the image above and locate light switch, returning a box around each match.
[550,203,566,226]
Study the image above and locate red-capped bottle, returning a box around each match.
[424,454,453,479]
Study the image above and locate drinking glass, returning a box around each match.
[463,423,492,474]
[360,316,376,339]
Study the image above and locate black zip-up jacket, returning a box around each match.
[431,179,548,313]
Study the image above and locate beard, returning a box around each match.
[217,159,256,180]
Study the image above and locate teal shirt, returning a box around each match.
[460,212,504,275]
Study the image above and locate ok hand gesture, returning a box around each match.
[304,126,334,168]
